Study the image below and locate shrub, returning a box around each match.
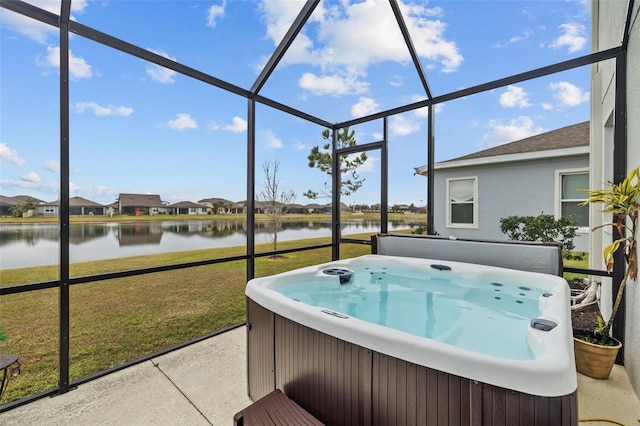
[500,212,583,260]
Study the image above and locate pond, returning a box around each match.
[0,218,419,269]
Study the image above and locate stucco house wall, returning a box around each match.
[591,0,639,397]
[431,155,590,251]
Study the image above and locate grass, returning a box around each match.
[563,253,590,282]
[0,233,379,404]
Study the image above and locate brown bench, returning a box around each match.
[233,389,323,426]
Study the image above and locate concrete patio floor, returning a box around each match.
[1,326,639,425]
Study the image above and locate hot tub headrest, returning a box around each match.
[372,234,563,276]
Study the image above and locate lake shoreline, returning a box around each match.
[0,212,425,225]
[0,217,424,270]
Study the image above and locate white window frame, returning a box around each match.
[555,168,589,232]
[446,176,478,229]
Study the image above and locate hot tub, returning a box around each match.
[245,255,577,425]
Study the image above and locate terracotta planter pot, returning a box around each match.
[573,334,622,379]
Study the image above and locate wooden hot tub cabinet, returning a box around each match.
[246,298,577,426]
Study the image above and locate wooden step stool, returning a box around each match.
[233,389,324,426]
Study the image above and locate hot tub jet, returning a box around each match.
[322,268,353,284]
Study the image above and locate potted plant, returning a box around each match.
[573,166,639,379]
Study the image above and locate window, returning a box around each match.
[559,170,589,228]
[447,177,477,228]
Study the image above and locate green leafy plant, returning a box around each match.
[411,225,439,236]
[8,197,39,218]
[412,226,427,235]
[0,325,7,342]
[304,127,368,199]
[499,212,583,260]
[580,166,639,340]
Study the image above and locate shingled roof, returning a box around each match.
[118,193,163,208]
[443,121,589,163]
[0,195,19,209]
[42,196,106,207]
[167,201,206,208]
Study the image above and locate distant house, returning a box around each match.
[199,197,236,214]
[167,201,209,215]
[390,204,411,213]
[302,203,349,214]
[11,195,45,204]
[37,196,107,216]
[38,201,58,216]
[414,121,590,251]
[118,193,164,216]
[230,202,245,214]
[287,203,306,214]
[0,195,44,216]
[254,200,289,214]
[70,197,106,215]
[303,203,326,214]
[0,195,19,216]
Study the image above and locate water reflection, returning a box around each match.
[70,223,110,244]
[0,219,416,269]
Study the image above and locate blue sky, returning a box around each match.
[1,0,592,207]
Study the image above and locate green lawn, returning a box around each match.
[0,234,377,404]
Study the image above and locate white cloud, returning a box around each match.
[298,72,369,96]
[292,140,307,151]
[259,0,462,96]
[223,116,247,133]
[206,2,226,28]
[146,49,177,84]
[390,115,420,136]
[73,101,133,117]
[167,113,198,131]
[481,116,545,148]
[493,29,534,48]
[207,121,222,131]
[208,117,247,133]
[0,0,87,44]
[408,94,442,118]
[351,97,380,118]
[69,182,81,193]
[499,85,531,108]
[550,23,587,53]
[71,184,119,204]
[354,154,377,173]
[262,130,283,149]
[1,12,54,44]
[21,171,40,183]
[399,3,462,73]
[509,29,533,44]
[389,75,403,88]
[38,46,93,80]
[0,143,26,166]
[549,81,589,106]
[542,103,554,111]
[413,107,429,118]
[0,178,58,194]
[44,160,60,172]
[259,0,310,47]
